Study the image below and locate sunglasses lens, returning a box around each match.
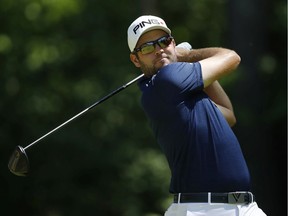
[159,37,172,48]
[141,44,155,55]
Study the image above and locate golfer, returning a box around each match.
[127,15,266,216]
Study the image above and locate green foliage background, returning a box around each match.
[0,0,286,215]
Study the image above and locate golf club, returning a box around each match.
[8,73,144,177]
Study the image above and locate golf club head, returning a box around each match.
[8,145,29,177]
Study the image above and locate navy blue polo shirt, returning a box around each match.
[138,62,251,193]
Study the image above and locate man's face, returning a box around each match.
[130,30,177,77]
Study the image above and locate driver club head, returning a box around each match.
[8,145,30,177]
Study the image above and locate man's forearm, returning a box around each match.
[176,47,235,62]
[204,81,236,127]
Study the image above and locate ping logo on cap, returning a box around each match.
[127,15,171,52]
[133,19,164,35]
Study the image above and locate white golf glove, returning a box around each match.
[176,42,192,50]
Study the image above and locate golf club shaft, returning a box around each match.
[24,73,144,150]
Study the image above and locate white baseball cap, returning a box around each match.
[127,15,171,52]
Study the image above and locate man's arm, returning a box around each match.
[176,47,240,126]
[177,47,241,87]
[204,81,236,127]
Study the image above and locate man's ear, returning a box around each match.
[130,53,141,68]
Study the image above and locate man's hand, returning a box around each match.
[175,42,193,62]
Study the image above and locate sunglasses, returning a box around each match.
[133,35,174,55]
